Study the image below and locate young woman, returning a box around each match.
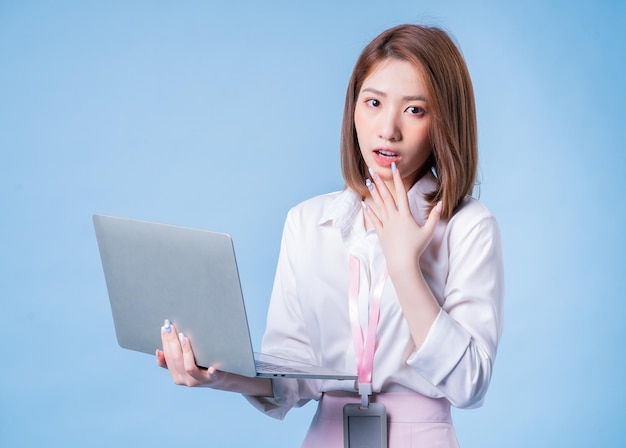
[157,24,504,447]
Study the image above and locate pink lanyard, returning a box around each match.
[348,255,389,408]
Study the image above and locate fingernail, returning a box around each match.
[361,201,367,210]
[208,367,216,377]
[368,167,377,179]
[435,201,443,212]
[178,332,186,347]
[366,178,374,191]
[162,319,171,334]
[391,162,397,174]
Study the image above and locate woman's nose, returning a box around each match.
[377,111,401,142]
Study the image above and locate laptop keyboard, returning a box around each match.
[255,360,307,374]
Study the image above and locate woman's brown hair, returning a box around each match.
[340,24,478,220]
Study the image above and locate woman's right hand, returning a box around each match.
[156,319,274,397]
[156,319,217,387]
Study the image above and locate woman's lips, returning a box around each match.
[373,149,400,166]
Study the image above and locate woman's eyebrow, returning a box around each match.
[361,87,427,102]
[404,94,428,102]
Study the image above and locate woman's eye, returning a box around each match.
[366,99,381,107]
[406,106,425,115]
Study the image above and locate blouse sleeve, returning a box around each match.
[406,211,505,409]
[243,209,322,419]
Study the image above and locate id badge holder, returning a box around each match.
[343,384,387,448]
[343,403,387,448]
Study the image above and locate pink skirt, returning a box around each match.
[302,391,459,448]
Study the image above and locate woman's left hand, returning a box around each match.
[363,165,442,274]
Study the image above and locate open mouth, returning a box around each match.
[374,149,399,159]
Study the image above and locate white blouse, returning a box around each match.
[246,172,504,419]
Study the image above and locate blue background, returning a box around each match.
[1,1,624,446]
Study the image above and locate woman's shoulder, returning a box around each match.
[286,189,349,222]
[448,196,499,234]
[292,190,344,209]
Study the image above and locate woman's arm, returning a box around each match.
[365,166,504,408]
[364,165,442,349]
[242,209,323,419]
[408,214,504,408]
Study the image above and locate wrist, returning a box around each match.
[207,369,274,397]
[387,256,422,279]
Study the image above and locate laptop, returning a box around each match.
[93,214,356,381]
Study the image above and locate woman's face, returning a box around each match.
[354,58,432,190]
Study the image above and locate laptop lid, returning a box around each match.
[93,214,356,381]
